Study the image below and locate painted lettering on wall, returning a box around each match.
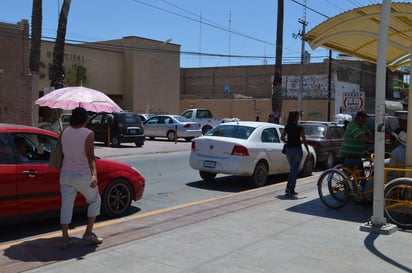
[46,51,86,63]
[146,108,168,115]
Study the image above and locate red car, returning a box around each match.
[0,123,145,224]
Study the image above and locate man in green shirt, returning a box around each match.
[339,111,374,170]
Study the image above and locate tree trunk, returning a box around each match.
[49,0,71,133]
[30,0,42,126]
[29,0,42,72]
[272,0,284,123]
[50,0,71,89]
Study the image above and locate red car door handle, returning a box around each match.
[22,170,39,176]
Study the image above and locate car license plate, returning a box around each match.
[129,129,137,134]
[203,160,216,168]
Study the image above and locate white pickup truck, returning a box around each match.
[181,108,239,134]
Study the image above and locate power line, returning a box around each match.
[290,0,329,19]
[0,30,286,62]
[7,0,379,67]
[132,0,275,47]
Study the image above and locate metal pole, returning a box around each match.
[174,125,178,144]
[298,18,307,118]
[360,0,397,234]
[327,50,332,121]
[406,65,412,166]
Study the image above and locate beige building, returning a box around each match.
[37,37,181,115]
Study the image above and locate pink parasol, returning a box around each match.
[35,86,122,112]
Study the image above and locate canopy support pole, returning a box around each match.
[360,0,397,235]
[406,64,412,166]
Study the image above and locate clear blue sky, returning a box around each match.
[1,0,382,68]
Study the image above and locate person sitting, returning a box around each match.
[339,111,374,192]
[14,136,30,163]
[387,130,407,181]
[339,111,374,171]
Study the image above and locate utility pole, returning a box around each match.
[327,50,332,121]
[199,12,202,66]
[228,10,232,66]
[292,2,307,118]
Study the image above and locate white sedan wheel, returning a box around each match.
[249,162,268,187]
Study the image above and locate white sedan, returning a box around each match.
[189,121,316,187]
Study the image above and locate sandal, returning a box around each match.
[82,232,103,245]
[62,237,74,249]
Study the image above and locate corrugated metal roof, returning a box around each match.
[304,2,412,71]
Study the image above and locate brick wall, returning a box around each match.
[0,20,32,125]
[180,60,404,122]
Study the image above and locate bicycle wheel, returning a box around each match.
[317,169,351,209]
[333,164,353,177]
[384,178,412,229]
[336,163,373,205]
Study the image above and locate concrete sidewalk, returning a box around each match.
[2,175,411,273]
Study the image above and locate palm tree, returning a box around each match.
[50,0,71,89]
[29,0,42,73]
[49,0,71,132]
[272,0,284,123]
[29,0,42,126]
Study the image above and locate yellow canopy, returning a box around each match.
[304,2,412,71]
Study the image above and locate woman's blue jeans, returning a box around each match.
[286,147,303,191]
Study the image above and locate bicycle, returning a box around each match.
[383,167,412,229]
[317,154,412,229]
[317,154,374,209]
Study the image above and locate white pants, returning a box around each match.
[60,171,101,224]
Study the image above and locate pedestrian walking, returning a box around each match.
[280,110,309,196]
[268,114,275,123]
[59,107,103,248]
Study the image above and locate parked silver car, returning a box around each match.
[143,115,202,141]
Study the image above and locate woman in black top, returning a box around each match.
[280,111,309,196]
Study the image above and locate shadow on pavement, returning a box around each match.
[364,233,412,272]
[94,143,142,148]
[0,207,141,243]
[145,138,189,143]
[286,197,373,223]
[186,177,252,193]
[3,237,98,262]
[186,174,289,193]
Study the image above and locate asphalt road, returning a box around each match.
[0,140,321,243]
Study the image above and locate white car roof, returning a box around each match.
[220,121,284,128]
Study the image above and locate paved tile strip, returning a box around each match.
[0,177,315,273]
